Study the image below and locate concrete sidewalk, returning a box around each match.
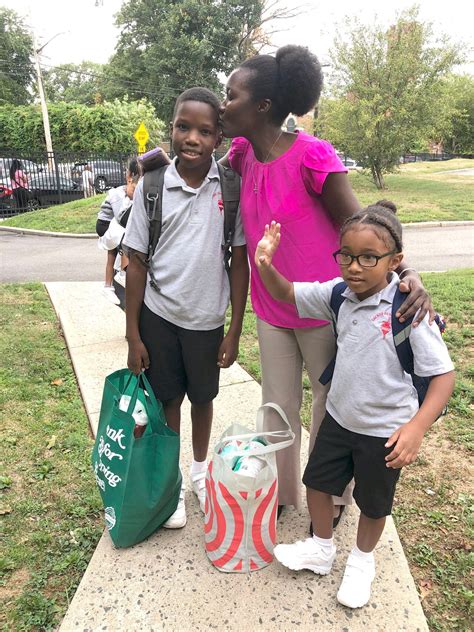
[46,282,428,632]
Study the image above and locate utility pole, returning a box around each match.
[33,32,66,170]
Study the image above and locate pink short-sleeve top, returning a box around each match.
[229,131,347,329]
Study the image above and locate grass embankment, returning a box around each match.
[1,195,105,234]
[0,284,103,631]
[238,269,473,631]
[1,159,473,233]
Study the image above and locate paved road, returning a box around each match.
[0,232,104,282]
[0,224,473,283]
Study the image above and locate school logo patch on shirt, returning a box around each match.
[371,308,392,338]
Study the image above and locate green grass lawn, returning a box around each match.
[1,159,472,233]
[0,284,103,631]
[237,269,473,631]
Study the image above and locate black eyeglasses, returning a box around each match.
[333,250,396,268]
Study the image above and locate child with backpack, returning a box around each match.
[123,87,249,529]
[255,202,454,609]
[96,157,141,304]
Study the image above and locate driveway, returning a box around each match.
[0,224,473,283]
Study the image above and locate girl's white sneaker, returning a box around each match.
[273,538,336,575]
[337,551,375,608]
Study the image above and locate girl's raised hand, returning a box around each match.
[255,221,281,268]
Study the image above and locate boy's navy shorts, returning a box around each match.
[139,304,224,405]
[303,411,401,519]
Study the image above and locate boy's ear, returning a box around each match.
[215,130,223,149]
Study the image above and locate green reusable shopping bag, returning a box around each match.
[92,368,181,548]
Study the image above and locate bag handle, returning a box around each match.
[116,371,164,434]
[214,403,295,458]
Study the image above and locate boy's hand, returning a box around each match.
[127,339,150,375]
[255,221,281,268]
[385,422,424,469]
[217,332,239,368]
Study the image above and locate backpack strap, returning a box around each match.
[142,166,168,292]
[391,287,415,375]
[319,281,347,385]
[218,163,240,272]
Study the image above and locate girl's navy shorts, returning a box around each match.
[303,411,401,519]
[139,304,224,405]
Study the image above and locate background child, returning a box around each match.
[255,203,454,609]
[123,87,249,529]
[96,157,140,304]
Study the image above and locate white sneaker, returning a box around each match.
[102,286,120,305]
[163,486,186,529]
[337,551,376,608]
[191,470,207,513]
[274,538,336,575]
[114,270,126,288]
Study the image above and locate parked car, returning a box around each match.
[336,153,359,169]
[27,172,83,209]
[71,159,126,193]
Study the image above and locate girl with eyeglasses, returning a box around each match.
[255,201,454,609]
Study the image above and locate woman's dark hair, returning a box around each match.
[9,159,22,181]
[127,156,141,181]
[238,45,323,125]
[341,200,403,252]
[173,86,221,123]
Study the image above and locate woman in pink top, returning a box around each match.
[219,45,432,518]
[9,159,29,210]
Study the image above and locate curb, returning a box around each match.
[0,225,96,238]
[401,220,474,229]
[1,221,472,239]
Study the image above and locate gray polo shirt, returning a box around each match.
[123,158,246,330]
[294,273,454,437]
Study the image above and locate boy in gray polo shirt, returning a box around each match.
[123,88,249,529]
[254,204,454,609]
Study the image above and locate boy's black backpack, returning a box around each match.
[142,164,240,292]
[319,281,446,407]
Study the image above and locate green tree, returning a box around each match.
[317,7,462,188]
[42,62,107,105]
[0,98,165,153]
[0,7,35,106]
[437,74,474,154]
[106,0,296,120]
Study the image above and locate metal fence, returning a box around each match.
[1,147,471,217]
[0,150,132,217]
[0,148,229,217]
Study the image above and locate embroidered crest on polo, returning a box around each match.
[371,308,392,338]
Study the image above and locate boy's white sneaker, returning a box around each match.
[163,486,186,529]
[102,286,120,305]
[337,551,376,608]
[274,538,336,575]
[190,470,207,513]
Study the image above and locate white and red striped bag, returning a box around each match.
[204,403,294,573]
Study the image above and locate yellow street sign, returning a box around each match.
[137,144,146,155]
[134,122,149,147]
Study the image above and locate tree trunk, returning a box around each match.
[371,165,386,189]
